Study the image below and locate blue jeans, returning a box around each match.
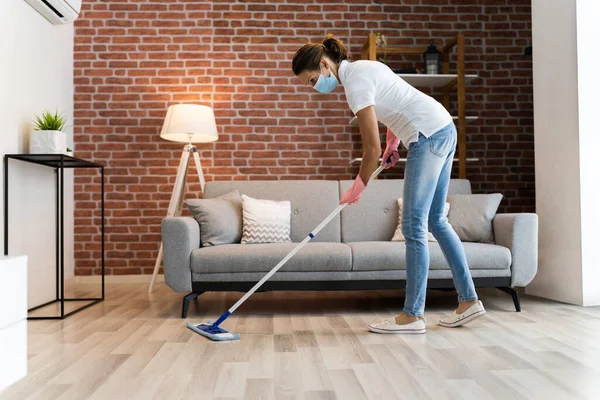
[402,122,478,317]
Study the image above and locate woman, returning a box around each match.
[292,35,486,334]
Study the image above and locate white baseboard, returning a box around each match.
[0,256,28,329]
[0,256,27,393]
[0,320,27,393]
[70,275,165,285]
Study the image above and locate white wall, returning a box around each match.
[0,0,74,309]
[576,0,600,306]
[530,0,600,306]
[529,0,583,304]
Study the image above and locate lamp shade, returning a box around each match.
[160,104,218,144]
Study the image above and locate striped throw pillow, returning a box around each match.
[241,195,292,244]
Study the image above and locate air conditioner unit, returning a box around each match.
[25,0,82,25]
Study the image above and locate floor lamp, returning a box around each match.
[148,104,218,292]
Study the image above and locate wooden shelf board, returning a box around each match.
[376,46,429,55]
[453,116,479,121]
[397,74,478,87]
[349,115,479,126]
[349,157,480,165]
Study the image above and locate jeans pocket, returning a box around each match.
[429,134,453,158]
[408,133,424,151]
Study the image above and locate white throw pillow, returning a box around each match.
[241,195,292,244]
[391,198,450,242]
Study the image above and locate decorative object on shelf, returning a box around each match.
[29,109,69,155]
[149,104,219,293]
[375,32,388,64]
[423,43,442,74]
[375,32,387,48]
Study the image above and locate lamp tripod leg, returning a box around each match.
[149,147,190,293]
[192,149,205,192]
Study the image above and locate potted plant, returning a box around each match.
[376,32,389,65]
[29,109,69,155]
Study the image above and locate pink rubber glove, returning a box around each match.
[340,175,366,205]
[381,128,400,169]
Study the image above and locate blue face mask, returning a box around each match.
[313,67,338,93]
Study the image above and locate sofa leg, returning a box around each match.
[497,287,521,312]
[182,292,204,318]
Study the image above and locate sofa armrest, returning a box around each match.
[493,213,538,287]
[161,217,199,292]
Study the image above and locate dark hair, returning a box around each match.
[292,34,349,76]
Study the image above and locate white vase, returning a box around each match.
[29,130,67,154]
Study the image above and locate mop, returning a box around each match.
[188,161,390,341]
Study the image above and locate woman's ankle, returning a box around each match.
[456,300,478,313]
[395,313,421,324]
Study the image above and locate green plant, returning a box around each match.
[32,109,67,131]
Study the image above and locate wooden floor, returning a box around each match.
[2,282,600,400]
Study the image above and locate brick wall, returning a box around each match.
[73,0,534,276]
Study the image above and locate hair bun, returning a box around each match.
[322,34,349,63]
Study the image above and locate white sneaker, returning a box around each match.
[438,300,486,328]
[368,317,426,334]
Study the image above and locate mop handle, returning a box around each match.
[212,162,389,327]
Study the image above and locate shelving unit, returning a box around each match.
[356,32,479,178]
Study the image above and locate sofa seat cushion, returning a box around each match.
[348,242,511,271]
[191,243,352,274]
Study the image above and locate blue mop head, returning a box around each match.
[186,321,240,341]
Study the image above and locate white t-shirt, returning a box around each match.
[338,59,452,147]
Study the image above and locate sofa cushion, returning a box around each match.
[348,242,511,271]
[340,179,472,242]
[203,181,341,243]
[241,195,292,244]
[191,243,352,274]
[447,193,503,243]
[191,269,511,284]
[185,190,242,247]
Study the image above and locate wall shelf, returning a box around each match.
[349,157,480,165]
[396,73,478,88]
[349,115,479,126]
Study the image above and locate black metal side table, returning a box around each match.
[3,154,105,319]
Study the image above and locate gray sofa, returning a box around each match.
[162,179,538,318]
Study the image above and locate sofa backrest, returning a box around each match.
[203,180,341,242]
[339,179,472,242]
